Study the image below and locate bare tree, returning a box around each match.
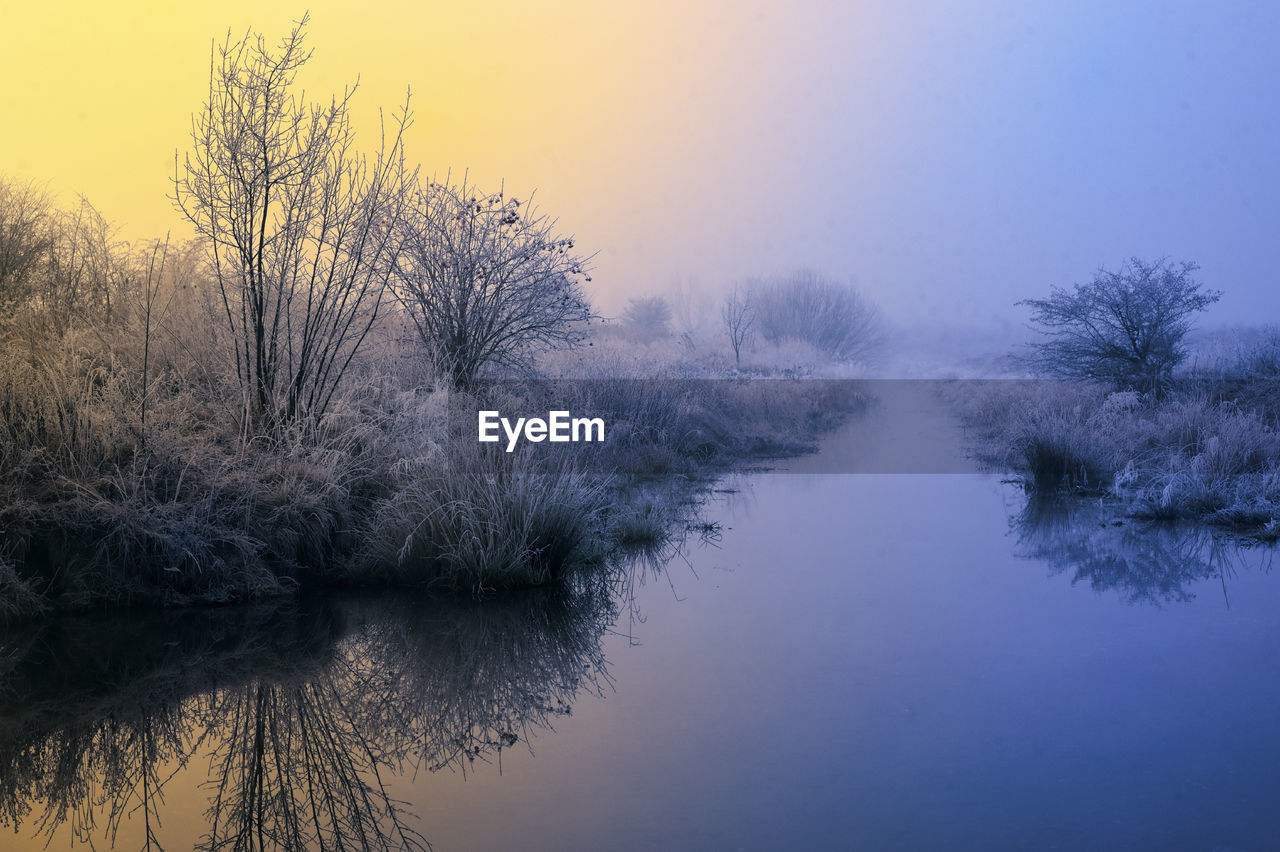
[173,15,413,428]
[42,197,120,334]
[1019,257,1220,390]
[390,177,593,389]
[720,285,754,366]
[136,236,172,447]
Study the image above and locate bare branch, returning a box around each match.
[172,16,414,429]
[389,177,594,389]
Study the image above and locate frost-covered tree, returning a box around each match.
[721,285,754,366]
[173,15,412,426]
[0,177,53,318]
[1019,258,1219,390]
[390,178,593,389]
[750,271,880,362]
[0,179,122,344]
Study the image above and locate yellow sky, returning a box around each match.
[9,2,1273,324]
[2,1,874,311]
[0,2,647,224]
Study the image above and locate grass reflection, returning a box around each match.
[0,555,655,849]
[1009,492,1273,605]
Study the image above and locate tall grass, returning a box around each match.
[535,376,865,477]
[359,446,612,592]
[0,345,368,609]
[951,369,1280,537]
[2,330,861,617]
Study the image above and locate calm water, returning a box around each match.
[3,467,1279,849]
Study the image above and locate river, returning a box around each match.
[2,392,1278,850]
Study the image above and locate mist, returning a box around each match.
[6,5,1280,849]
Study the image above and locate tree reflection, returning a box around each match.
[0,564,633,850]
[197,678,427,851]
[1009,493,1271,605]
[0,603,344,850]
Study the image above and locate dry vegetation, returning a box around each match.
[0,21,880,621]
[949,258,1280,541]
[0,176,869,620]
[951,350,1280,538]
[0,281,863,619]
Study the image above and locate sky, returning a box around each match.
[1,0,1278,326]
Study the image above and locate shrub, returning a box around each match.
[620,296,674,344]
[951,379,1280,536]
[391,177,594,389]
[749,271,880,362]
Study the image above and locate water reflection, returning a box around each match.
[0,571,632,849]
[1009,492,1274,605]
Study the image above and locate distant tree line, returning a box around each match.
[614,271,881,367]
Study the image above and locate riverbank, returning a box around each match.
[0,359,865,620]
[948,376,1280,540]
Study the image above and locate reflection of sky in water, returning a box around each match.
[4,473,1280,849]
[420,474,1280,850]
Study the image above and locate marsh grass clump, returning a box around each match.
[608,501,673,549]
[0,329,409,612]
[1189,330,1280,422]
[558,377,866,477]
[0,335,404,606]
[359,445,612,592]
[952,377,1280,538]
[951,380,1124,488]
[1017,432,1101,489]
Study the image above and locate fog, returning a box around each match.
[2,1,1277,327]
[7,6,1280,847]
